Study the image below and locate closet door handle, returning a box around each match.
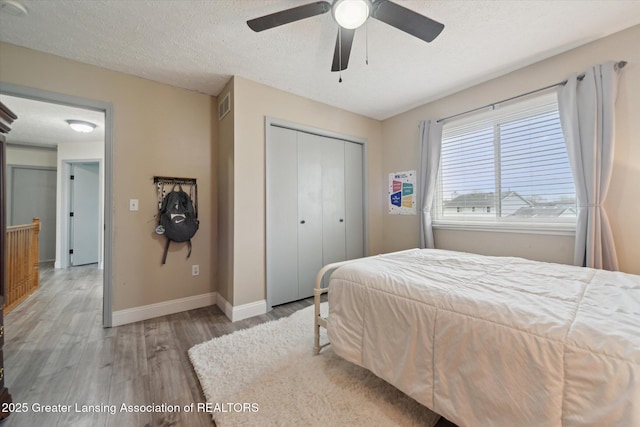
[339,219,344,222]
[300,220,306,224]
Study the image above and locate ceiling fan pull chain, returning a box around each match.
[365,20,369,65]
[338,26,343,82]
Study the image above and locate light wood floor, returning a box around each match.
[4,263,455,427]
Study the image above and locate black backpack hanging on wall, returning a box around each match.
[159,184,199,264]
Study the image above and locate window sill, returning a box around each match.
[433,220,576,236]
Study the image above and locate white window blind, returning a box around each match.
[435,93,576,229]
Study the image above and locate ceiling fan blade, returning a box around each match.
[371,0,444,43]
[247,1,331,32]
[331,27,355,72]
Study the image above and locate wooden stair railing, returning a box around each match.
[4,218,40,313]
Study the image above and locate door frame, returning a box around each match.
[264,117,369,311]
[62,160,103,268]
[1,82,114,327]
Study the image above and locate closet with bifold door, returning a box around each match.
[267,124,364,307]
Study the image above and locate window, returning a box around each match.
[434,93,576,231]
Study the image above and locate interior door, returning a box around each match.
[297,132,324,299]
[11,167,57,261]
[321,138,346,266]
[266,126,299,306]
[70,162,100,266]
[345,141,364,260]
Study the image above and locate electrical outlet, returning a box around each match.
[129,199,139,211]
[192,265,199,276]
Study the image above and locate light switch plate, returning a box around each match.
[129,199,139,211]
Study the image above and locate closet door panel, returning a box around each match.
[297,132,324,299]
[266,126,299,306]
[321,138,346,266]
[345,141,364,260]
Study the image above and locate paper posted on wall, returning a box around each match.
[388,170,416,215]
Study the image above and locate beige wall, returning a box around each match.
[381,25,640,274]
[229,76,383,306]
[0,42,218,311]
[6,145,57,167]
[216,78,234,304]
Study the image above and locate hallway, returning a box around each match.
[3,263,115,426]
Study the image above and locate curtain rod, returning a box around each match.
[436,60,627,124]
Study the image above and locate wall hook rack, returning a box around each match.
[153,176,198,213]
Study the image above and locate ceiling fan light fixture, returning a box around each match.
[0,0,28,17]
[66,119,97,133]
[332,0,371,29]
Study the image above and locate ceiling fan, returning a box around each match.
[247,0,444,73]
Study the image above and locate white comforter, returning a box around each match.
[327,249,640,427]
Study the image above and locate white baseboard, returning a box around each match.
[215,293,234,320]
[112,292,217,326]
[216,294,267,322]
[111,292,267,326]
[232,299,267,322]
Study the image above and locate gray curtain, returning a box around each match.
[418,120,443,249]
[557,61,621,270]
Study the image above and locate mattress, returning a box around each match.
[327,249,640,426]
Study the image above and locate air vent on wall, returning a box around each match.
[218,92,230,120]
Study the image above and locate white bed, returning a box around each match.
[313,248,640,426]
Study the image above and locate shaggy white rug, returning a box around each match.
[188,303,440,427]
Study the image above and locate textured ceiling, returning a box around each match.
[1,0,640,121]
[0,94,105,146]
